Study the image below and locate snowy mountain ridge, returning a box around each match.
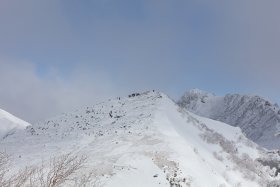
[0,108,30,139]
[0,91,280,186]
[178,89,280,150]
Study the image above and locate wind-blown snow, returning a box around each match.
[0,91,279,186]
[0,108,30,139]
[178,89,280,150]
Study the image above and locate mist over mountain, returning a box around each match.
[0,91,279,186]
[1,1,280,186]
[178,89,280,150]
[0,108,30,139]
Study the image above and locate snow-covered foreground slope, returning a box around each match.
[0,108,30,139]
[1,91,279,186]
[178,89,280,150]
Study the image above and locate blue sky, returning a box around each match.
[0,0,279,122]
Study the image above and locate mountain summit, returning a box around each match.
[1,91,279,186]
[178,89,280,150]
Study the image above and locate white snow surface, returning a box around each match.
[0,91,279,186]
[178,89,280,150]
[0,108,30,139]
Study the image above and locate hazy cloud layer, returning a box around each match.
[0,0,279,122]
[0,60,121,123]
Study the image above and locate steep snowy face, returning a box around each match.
[0,108,30,139]
[1,91,279,186]
[178,89,280,150]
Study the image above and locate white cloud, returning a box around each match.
[0,59,121,123]
[0,0,279,119]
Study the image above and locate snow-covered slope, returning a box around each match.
[178,89,280,150]
[1,91,279,186]
[0,108,30,139]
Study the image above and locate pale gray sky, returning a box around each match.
[0,0,279,122]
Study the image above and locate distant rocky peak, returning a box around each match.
[178,89,280,150]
